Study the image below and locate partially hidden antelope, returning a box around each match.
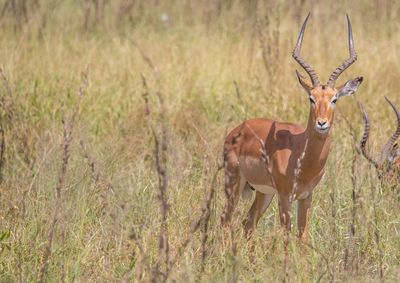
[358,98,400,185]
[221,14,363,240]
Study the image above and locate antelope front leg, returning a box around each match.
[297,194,312,242]
[278,195,292,231]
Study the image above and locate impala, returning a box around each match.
[221,14,363,240]
[358,98,400,185]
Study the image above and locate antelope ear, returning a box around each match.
[337,76,363,98]
[296,70,313,93]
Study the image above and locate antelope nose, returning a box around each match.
[317,120,327,127]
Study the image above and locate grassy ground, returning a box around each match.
[0,0,399,282]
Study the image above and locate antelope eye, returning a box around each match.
[309,97,315,104]
[331,98,337,104]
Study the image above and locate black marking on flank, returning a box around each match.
[248,183,255,191]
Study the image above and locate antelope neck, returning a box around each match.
[298,109,333,177]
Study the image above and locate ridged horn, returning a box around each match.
[358,101,379,168]
[327,15,357,87]
[292,13,320,87]
[379,97,400,163]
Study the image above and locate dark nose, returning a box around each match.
[317,120,326,126]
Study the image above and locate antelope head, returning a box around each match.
[358,97,400,176]
[293,14,363,134]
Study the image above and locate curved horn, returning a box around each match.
[358,101,379,168]
[379,97,400,163]
[292,13,320,87]
[327,15,357,87]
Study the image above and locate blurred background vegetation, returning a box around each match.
[0,0,399,281]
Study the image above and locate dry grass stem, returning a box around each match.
[38,73,87,282]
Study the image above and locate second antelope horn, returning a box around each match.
[380,97,400,163]
[358,101,379,168]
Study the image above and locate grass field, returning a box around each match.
[0,0,399,282]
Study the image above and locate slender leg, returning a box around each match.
[278,195,292,231]
[244,192,275,235]
[297,194,312,242]
[221,150,246,225]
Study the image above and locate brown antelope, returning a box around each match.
[358,98,400,185]
[221,14,364,240]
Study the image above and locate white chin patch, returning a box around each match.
[316,126,329,134]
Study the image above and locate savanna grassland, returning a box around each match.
[0,0,399,282]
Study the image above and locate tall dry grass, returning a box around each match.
[0,0,399,281]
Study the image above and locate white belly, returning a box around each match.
[249,183,277,194]
[295,191,310,200]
